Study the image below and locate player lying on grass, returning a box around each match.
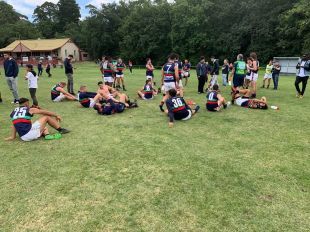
[137,79,158,100]
[78,85,97,108]
[51,82,76,102]
[94,98,138,115]
[206,84,230,112]
[5,98,70,142]
[164,89,200,128]
[232,88,268,109]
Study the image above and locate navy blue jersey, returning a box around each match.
[51,84,61,100]
[116,63,125,75]
[78,92,97,107]
[143,84,153,99]
[183,63,191,71]
[166,96,189,122]
[163,62,176,83]
[206,91,218,103]
[10,107,33,137]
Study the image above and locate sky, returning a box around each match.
[3,0,117,20]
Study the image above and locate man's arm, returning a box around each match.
[56,87,75,98]
[161,68,164,85]
[13,60,19,77]
[5,126,17,141]
[29,108,61,121]
[174,65,179,83]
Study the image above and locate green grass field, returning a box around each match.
[0,62,309,231]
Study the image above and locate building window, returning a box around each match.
[65,49,67,56]
[83,53,88,58]
[74,50,76,56]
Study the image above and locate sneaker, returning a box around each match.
[44,134,55,140]
[296,93,300,98]
[299,95,304,99]
[53,133,62,139]
[159,105,164,112]
[194,105,200,113]
[59,128,70,134]
[0,98,2,103]
[261,85,265,88]
[267,85,269,89]
[225,101,231,109]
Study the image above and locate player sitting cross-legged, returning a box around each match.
[5,98,70,142]
[137,79,157,100]
[164,88,200,128]
[206,84,230,112]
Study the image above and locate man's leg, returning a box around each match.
[301,76,309,96]
[238,89,251,97]
[295,76,302,95]
[29,88,38,106]
[37,116,69,134]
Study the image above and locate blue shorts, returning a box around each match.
[233,74,245,87]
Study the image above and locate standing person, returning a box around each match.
[244,57,253,89]
[228,63,234,86]
[262,60,273,88]
[25,64,39,107]
[37,61,43,76]
[182,59,191,86]
[116,58,127,91]
[159,53,179,112]
[295,53,310,98]
[175,55,184,97]
[46,62,52,77]
[196,56,208,94]
[210,56,219,88]
[5,98,70,142]
[128,60,133,73]
[64,55,75,94]
[232,54,246,89]
[221,59,229,86]
[146,58,155,86]
[272,60,281,90]
[249,52,259,97]
[101,56,116,87]
[3,53,19,104]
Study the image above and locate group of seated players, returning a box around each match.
[7,53,269,142]
[50,81,138,115]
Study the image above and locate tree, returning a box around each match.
[33,2,59,38]
[57,0,81,33]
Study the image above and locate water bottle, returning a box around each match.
[271,106,279,110]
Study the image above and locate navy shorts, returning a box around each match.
[206,103,219,112]
[233,74,245,87]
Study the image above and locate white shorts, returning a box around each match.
[89,98,96,108]
[264,73,272,79]
[116,74,124,78]
[182,110,192,121]
[245,74,253,80]
[183,71,189,77]
[20,121,41,141]
[104,76,114,83]
[235,97,249,106]
[251,73,258,82]
[146,75,153,80]
[53,93,66,102]
[164,82,176,92]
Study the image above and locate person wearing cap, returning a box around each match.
[5,98,70,142]
[3,53,19,104]
[295,53,310,98]
[25,64,39,107]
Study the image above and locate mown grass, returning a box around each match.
[0,62,309,231]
